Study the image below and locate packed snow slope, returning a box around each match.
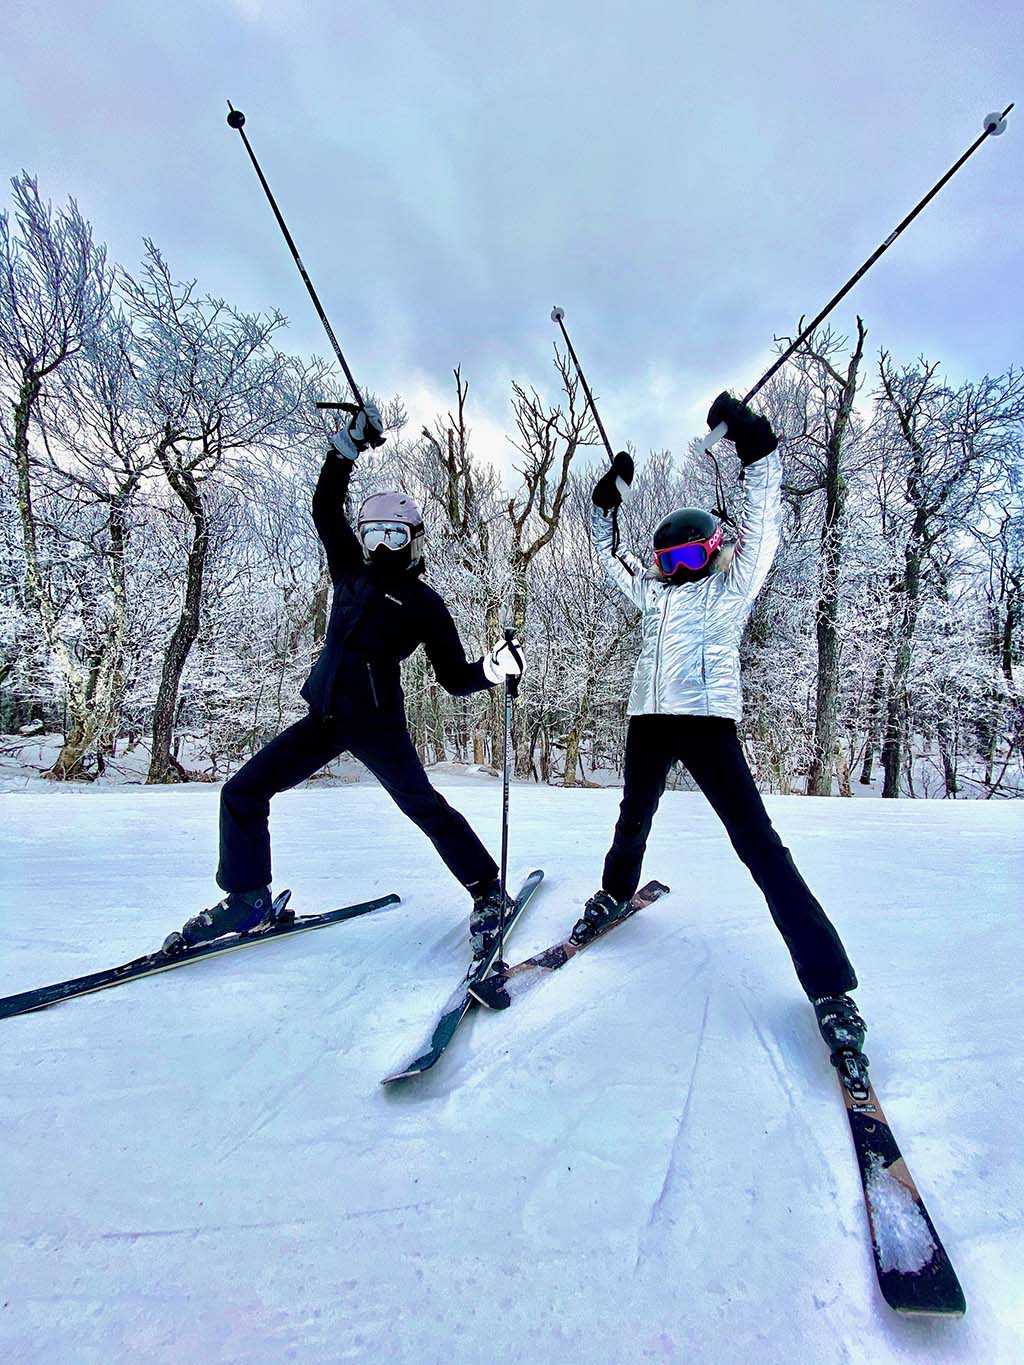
[1,781,1021,1364]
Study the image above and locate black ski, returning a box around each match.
[0,891,401,1021]
[838,1073,966,1316]
[469,878,670,1010]
[381,869,544,1084]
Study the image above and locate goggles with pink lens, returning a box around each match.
[654,525,723,575]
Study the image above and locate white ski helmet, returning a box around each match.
[357,491,425,572]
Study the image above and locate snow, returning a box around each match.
[865,1155,937,1276]
[1,782,1022,1363]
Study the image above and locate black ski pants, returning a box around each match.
[602,715,856,1000]
[217,712,497,896]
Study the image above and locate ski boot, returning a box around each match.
[571,889,627,946]
[162,886,286,957]
[469,878,513,968]
[814,993,870,1100]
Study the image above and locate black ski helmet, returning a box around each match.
[652,507,723,583]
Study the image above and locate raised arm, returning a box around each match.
[705,391,782,602]
[313,402,387,582]
[589,450,647,609]
[720,449,783,600]
[591,505,648,609]
[312,452,363,582]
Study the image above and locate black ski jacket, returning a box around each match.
[300,455,493,722]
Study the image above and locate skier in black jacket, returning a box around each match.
[165,404,522,960]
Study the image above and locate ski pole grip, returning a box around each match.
[699,421,728,456]
[504,627,522,700]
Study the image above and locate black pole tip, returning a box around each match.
[227,108,246,130]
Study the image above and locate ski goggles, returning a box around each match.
[654,526,723,575]
[359,521,411,552]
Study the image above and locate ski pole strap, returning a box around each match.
[503,627,522,700]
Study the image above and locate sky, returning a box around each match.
[2,0,1021,475]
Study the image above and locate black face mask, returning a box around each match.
[367,546,412,576]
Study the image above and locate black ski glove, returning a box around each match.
[707,392,778,466]
[592,451,635,513]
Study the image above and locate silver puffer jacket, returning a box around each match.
[593,450,782,720]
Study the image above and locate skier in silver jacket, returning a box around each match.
[582,392,863,1068]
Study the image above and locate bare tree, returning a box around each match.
[875,355,1024,796]
[0,174,114,776]
[120,244,302,782]
[417,367,504,764]
[503,349,597,775]
[780,320,869,794]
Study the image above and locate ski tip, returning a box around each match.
[380,1062,430,1085]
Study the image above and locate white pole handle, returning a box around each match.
[699,421,728,456]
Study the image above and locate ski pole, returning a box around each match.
[550,306,641,538]
[497,628,522,967]
[226,102,367,413]
[551,306,616,465]
[700,104,1014,453]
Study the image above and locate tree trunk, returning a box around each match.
[312,559,330,647]
[14,366,132,779]
[834,740,852,798]
[859,648,889,786]
[937,717,958,797]
[509,557,533,778]
[808,508,843,795]
[881,543,924,798]
[563,722,583,789]
[147,459,208,783]
[807,323,864,796]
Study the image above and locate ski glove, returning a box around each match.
[707,392,778,466]
[330,401,385,461]
[482,632,525,685]
[592,451,635,513]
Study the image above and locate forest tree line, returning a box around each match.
[2,175,1021,796]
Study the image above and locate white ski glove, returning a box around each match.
[330,401,384,461]
[482,632,525,685]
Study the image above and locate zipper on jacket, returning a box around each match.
[653,589,671,710]
[366,661,380,709]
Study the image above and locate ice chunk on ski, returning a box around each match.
[842,1081,965,1316]
[865,1153,938,1275]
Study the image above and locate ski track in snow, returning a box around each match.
[634,990,712,1274]
[1,784,1022,1363]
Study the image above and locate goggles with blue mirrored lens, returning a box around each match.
[654,525,723,575]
